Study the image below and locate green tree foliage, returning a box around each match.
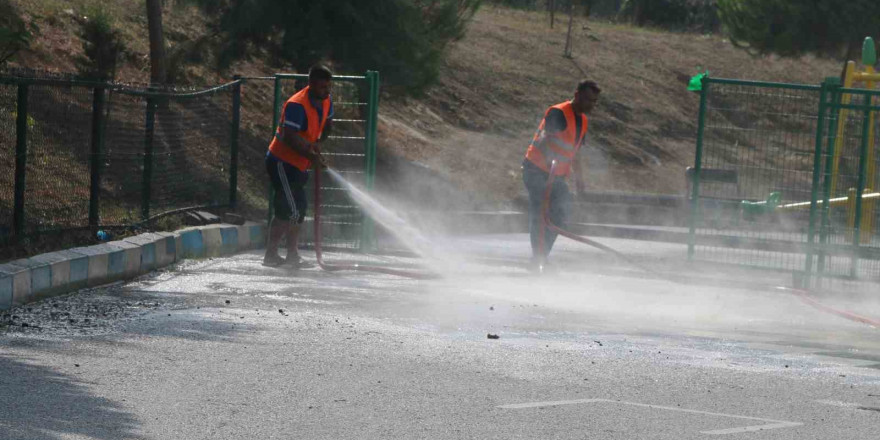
[488,0,541,9]
[193,0,482,92]
[619,0,718,31]
[0,0,34,65]
[75,7,126,81]
[717,0,880,58]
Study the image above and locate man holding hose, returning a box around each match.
[522,79,600,271]
[263,65,333,268]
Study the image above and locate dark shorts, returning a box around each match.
[266,154,309,223]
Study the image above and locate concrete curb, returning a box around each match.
[0,221,267,310]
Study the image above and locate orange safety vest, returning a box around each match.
[268,86,331,171]
[524,101,588,176]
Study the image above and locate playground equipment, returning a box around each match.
[738,37,880,243]
[824,37,878,243]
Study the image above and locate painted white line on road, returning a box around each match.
[499,398,605,409]
[815,399,860,408]
[499,398,802,435]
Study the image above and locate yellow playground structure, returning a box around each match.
[772,37,880,243]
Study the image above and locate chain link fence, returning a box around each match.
[0,72,242,245]
[0,71,380,257]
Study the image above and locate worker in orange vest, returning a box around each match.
[263,65,333,268]
[522,80,600,271]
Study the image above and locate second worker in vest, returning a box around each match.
[263,65,334,268]
[522,80,600,272]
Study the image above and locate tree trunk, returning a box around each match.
[563,3,574,58]
[632,0,645,27]
[146,0,167,86]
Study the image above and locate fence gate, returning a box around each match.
[270,72,379,252]
[689,77,880,285]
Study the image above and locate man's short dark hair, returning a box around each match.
[577,80,601,95]
[309,64,333,82]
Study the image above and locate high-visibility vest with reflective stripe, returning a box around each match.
[268,86,331,171]
[524,101,588,176]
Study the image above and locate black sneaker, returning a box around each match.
[262,253,285,267]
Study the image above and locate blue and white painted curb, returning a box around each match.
[0,221,267,310]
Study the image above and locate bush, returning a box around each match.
[619,0,719,32]
[75,7,126,81]
[717,0,880,58]
[193,0,482,93]
[0,0,34,65]
[488,0,541,9]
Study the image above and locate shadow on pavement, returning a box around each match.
[0,354,141,440]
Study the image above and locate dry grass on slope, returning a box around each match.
[378,6,843,208]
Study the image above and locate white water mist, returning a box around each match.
[326,169,464,272]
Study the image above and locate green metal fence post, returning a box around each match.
[142,96,157,221]
[817,78,843,276]
[89,87,106,228]
[687,77,709,260]
[359,71,379,252]
[804,80,831,283]
[369,71,379,189]
[13,84,28,240]
[229,77,242,210]
[850,94,873,277]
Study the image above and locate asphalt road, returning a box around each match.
[1,234,879,439]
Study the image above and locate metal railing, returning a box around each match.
[0,70,380,250]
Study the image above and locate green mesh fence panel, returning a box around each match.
[101,90,146,225]
[23,84,94,234]
[691,78,880,285]
[147,91,233,215]
[812,88,880,282]
[0,74,241,241]
[274,75,369,251]
[237,77,276,219]
[693,81,821,272]
[0,85,15,241]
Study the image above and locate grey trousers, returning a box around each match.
[522,160,571,259]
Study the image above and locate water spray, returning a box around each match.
[538,161,878,328]
[312,164,439,280]
[539,160,665,277]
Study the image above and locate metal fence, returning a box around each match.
[689,76,880,285]
[0,71,380,250]
[0,75,241,242]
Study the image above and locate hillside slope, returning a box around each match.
[5,2,845,213]
[380,6,843,209]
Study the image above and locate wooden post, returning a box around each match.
[563,3,574,58]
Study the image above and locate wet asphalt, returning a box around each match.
[1,234,879,439]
